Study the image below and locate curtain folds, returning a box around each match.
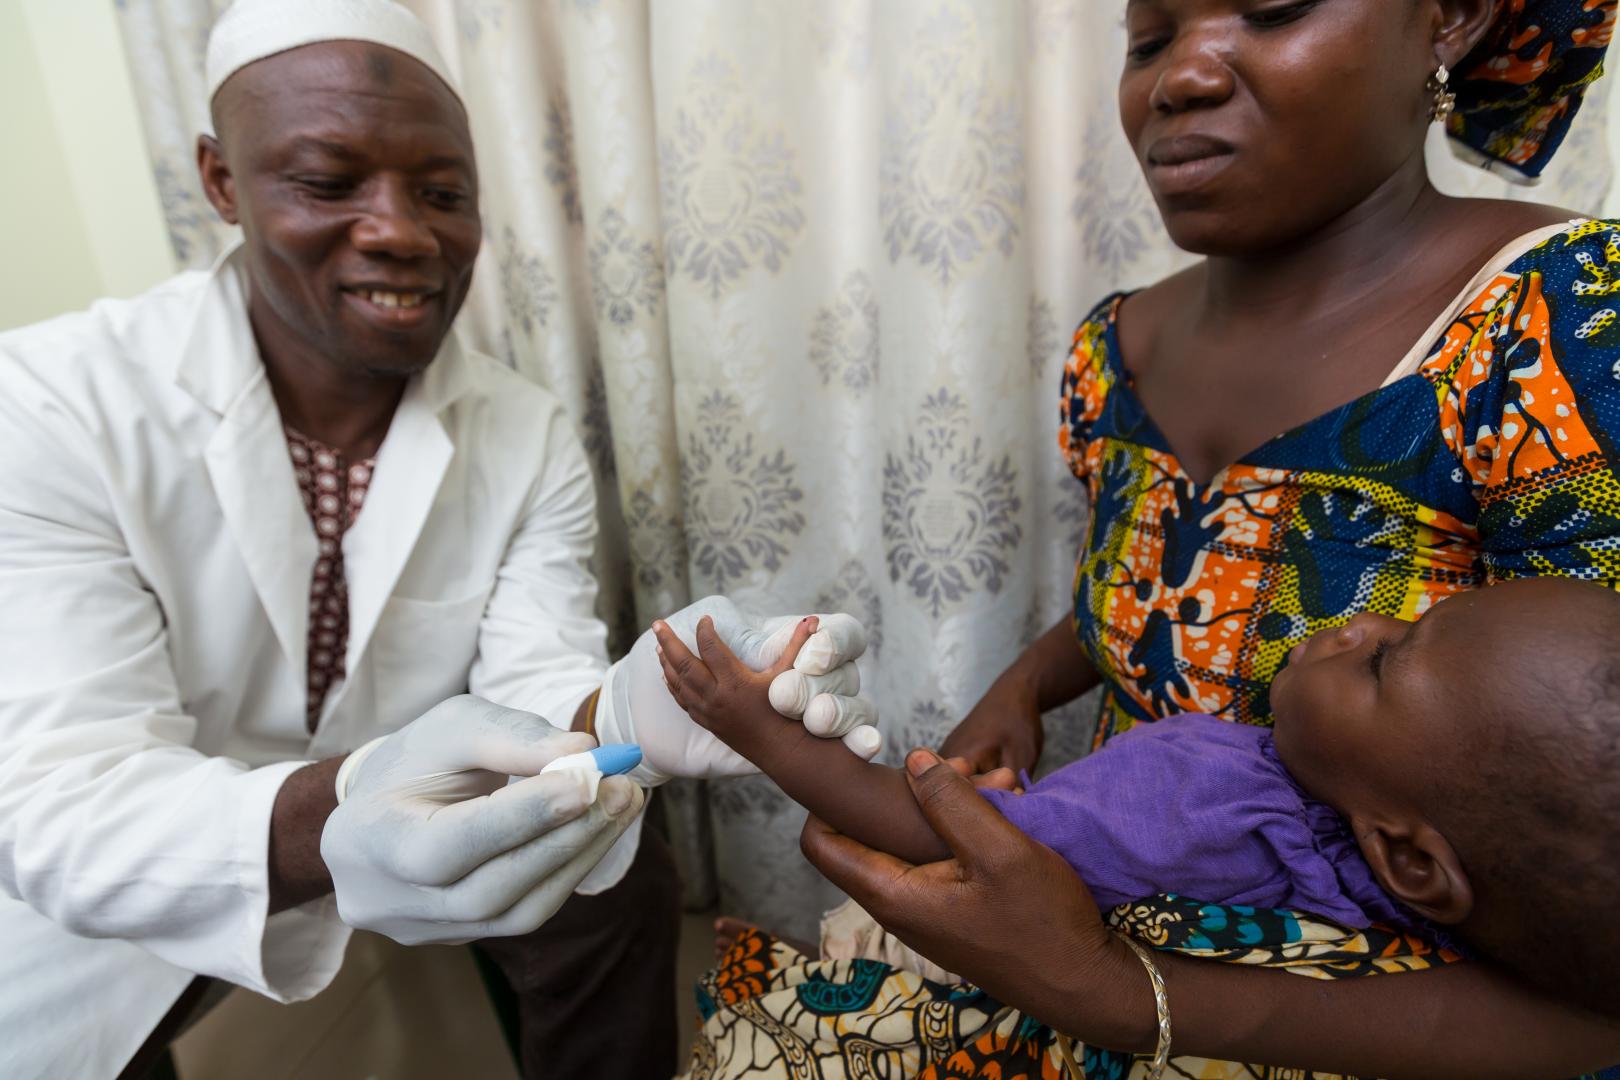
[116,0,1615,937]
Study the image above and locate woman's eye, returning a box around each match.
[1246,0,1322,29]
[1127,36,1170,63]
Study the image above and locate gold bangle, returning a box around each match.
[1053,1032,1083,1078]
[1119,934,1171,1079]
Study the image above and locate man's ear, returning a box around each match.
[1351,813,1475,925]
[196,134,240,226]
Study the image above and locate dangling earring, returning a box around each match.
[1428,63,1456,123]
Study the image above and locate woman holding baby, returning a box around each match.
[775,0,1620,1076]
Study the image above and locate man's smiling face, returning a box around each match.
[200,40,481,379]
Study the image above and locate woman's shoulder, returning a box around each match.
[1506,213,1617,258]
[1068,290,1129,343]
[1112,262,1201,348]
[1424,210,1620,504]
[1066,264,1202,381]
[1455,201,1618,279]
[1422,210,1619,376]
[1432,211,1620,348]
[1061,291,1134,389]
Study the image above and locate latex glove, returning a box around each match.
[321,695,644,946]
[753,610,880,747]
[595,596,881,785]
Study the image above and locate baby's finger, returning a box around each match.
[653,620,717,697]
[767,616,819,679]
[655,647,693,703]
[971,767,1020,792]
[693,615,756,681]
[795,613,868,675]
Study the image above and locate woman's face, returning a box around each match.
[1119,0,1437,255]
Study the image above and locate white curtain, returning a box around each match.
[116,0,1615,939]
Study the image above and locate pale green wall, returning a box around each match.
[0,0,174,332]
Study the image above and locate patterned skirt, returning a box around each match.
[680,893,1498,1080]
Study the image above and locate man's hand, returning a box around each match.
[594,596,881,785]
[320,695,644,946]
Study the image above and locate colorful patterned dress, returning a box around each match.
[1067,218,1620,746]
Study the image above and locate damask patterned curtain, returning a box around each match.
[116,0,1615,938]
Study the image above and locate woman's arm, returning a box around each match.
[939,614,1101,773]
[1137,946,1620,1078]
[803,751,1620,1080]
[653,617,954,864]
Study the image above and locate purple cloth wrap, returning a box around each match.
[978,713,1410,930]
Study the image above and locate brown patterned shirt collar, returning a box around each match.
[285,427,376,733]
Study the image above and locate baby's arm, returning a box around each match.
[654,616,956,864]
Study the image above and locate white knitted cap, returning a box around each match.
[204,0,460,104]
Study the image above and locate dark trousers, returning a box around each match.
[476,825,682,1080]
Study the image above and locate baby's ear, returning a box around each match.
[1351,813,1474,925]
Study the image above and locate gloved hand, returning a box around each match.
[320,695,644,946]
[595,596,881,785]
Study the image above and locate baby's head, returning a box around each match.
[1269,578,1620,1018]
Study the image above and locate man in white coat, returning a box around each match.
[0,2,879,1077]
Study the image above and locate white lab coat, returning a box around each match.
[0,246,636,1078]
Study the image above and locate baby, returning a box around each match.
[654,575,1620,1022]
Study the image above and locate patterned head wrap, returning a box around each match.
[1446,0,1616,182]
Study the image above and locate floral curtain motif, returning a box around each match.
[117,0,1615,937]
[115,0,236,266]
[882,387,1024,620]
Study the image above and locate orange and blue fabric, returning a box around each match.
[1066,218,1620,749]
[1446,0,1616,178]
[683,909,1463,1080]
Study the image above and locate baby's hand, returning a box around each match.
[653,614,818,737]
[945,755,1025,795]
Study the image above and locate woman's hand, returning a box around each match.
[940,614,1100,774]
[939,685,1044,775]
[800,747,1153,1048]
[805,754,1620,1077]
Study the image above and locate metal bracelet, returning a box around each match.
[1119,934,1171,1079]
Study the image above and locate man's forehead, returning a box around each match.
[215,43,471,150]
[219,41,454,110]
